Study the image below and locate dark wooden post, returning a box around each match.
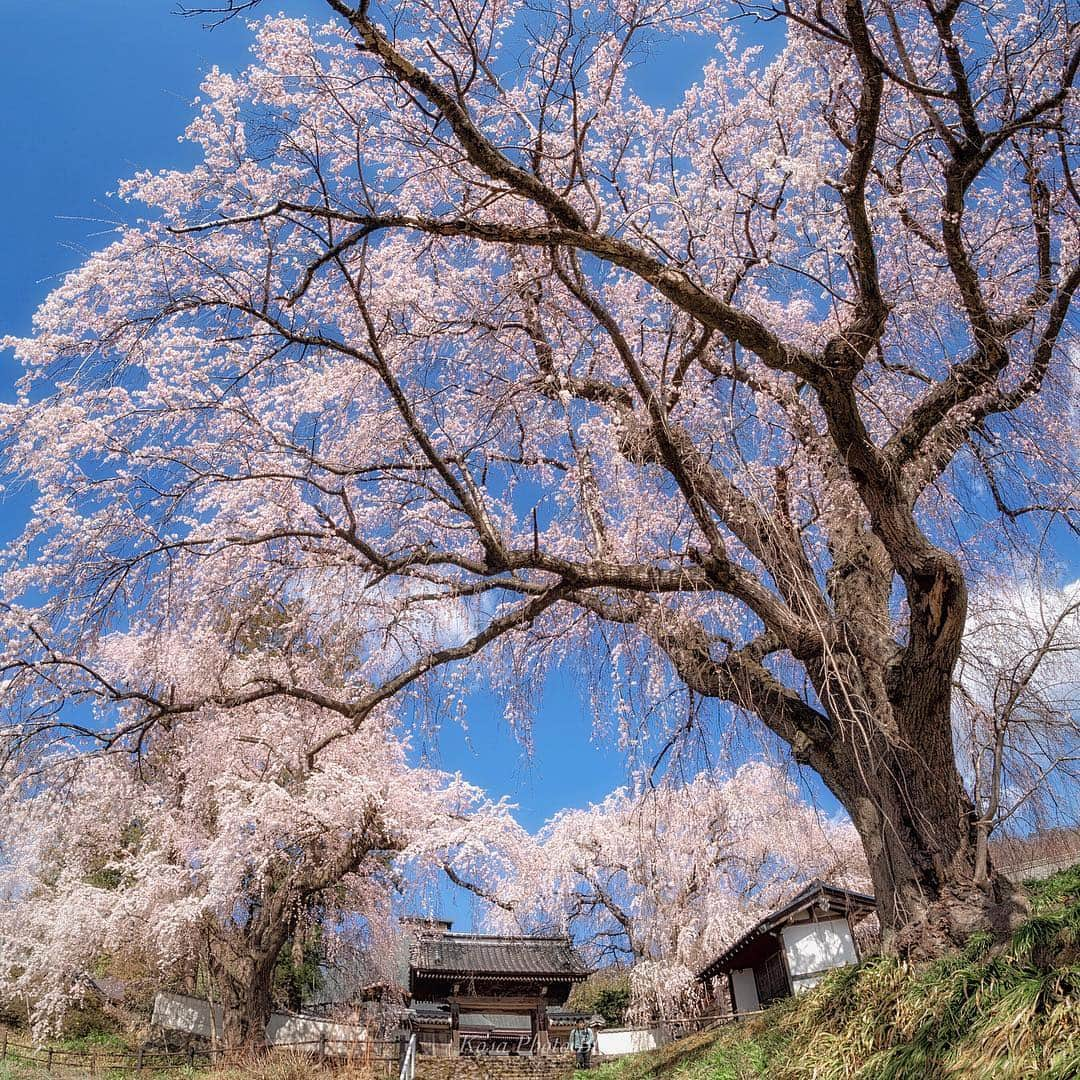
[534,994,550,1054]
[1,1030,7,1060]
[46,1048,53,1073]
[847,913,862,962]
[776,934,795,999]
[318,1032,327,1065]
[451,999,461,1056]
[136,1045,144,1072]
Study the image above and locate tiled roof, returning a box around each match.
[410,933,590,980]
[696,879,876,982]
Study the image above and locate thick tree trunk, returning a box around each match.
[821,703,1028,958]
[218,958,276,1050]
[211,944,281,1051]
[775,534,1030,958]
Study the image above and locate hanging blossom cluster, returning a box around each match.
[0,696,522,1038]
[487,761,868,1019]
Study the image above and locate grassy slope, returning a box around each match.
[582,867,1080,1080]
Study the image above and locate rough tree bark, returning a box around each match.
[206,883,297,1051]
[823,719,1025,956]
[211,945,282,1052]
[204,834,383,1049]
[655,562,1030,956]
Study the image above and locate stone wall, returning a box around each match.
[415,1055,577,1080]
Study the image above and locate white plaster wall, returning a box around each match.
[152,993,224,1040]
[152,991,366,1051]
[596,1028,665,1055]
[781,918,857,994]
[730,968,760,1015]
[266,1012,367,1051]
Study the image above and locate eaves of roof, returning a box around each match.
[695,880,876,982]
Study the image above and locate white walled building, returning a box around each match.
[696,881,876,1016]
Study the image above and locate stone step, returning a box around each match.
[415,1055,578,1080]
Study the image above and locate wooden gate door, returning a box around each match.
[753,950,789,1006]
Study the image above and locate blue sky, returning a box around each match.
[0,1,766,928]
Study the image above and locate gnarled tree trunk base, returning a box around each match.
[889,872,1028,960]
[820,715,1030,961]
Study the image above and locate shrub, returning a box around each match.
[569,970,632,1026]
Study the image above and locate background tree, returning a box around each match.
[565,970,632,1028]
[488,761,867,1017]
[954,572,1080,881]
[272,926,325,1014]
[0,693,519,1047]
[1,0,1077,958]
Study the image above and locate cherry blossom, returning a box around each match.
[0,696,522,1046]
[487,761,867,1018]
[1,0,1077,959]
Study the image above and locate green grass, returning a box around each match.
[0,1024,195,1078]
[578,866,1080,1080]
[50,1029,133,1053]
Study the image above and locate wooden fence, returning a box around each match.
[0,1031,402,1074]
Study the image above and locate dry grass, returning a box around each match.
[207,1049,380,1080]
[584,865,1080,1080]
[0,1046,383,1080]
